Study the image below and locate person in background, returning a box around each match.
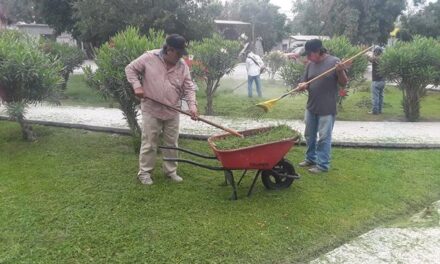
[367,46,385,115]
[245,50,265,98]
[296,39,351,174]
[125,34,198,185]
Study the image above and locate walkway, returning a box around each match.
[1,104,439,148]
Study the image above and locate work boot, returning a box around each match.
[166,173,183,182]
[138,174,153,185]
[299,160,316,167]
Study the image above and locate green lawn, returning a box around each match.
[62,75,116,108]
[2,121,440,263]
[62,74,440,121]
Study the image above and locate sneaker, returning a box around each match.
[138,174,153,185]
[299,160,316,167]
[167,174,183,182]
[308,166,327,174]
[368,111,379,115]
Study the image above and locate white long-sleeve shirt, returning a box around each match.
[246,52,264,77]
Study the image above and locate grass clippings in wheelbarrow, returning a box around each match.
[212,125,300,150]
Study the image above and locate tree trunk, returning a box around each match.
[402,83,421,122]
[17,114,36,141]
[205,95,214,115]
[119,100,142,153]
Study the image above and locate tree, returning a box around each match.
[190,35,241,115]
[380,37,440,121]
[33,0,77,36]
[71,0,219,47]
[401,1,440,38]
[220,0,288,52]
[84,27,165,151]
[291,0,406,45]
[0,30,62,140]
[0,0,40,23]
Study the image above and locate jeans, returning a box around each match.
[304,109,336,171]
[371,81,385,114]
[247,75,262,97]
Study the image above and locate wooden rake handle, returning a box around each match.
[286,46,374,96]
[144,96,243,138]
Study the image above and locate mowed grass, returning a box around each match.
[2,121,440,263]
[62,75,116,108]
[62,74,440,121]
[197,78,440,121]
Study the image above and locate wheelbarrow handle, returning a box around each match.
[163,158,225,171]
[159,146,217,160]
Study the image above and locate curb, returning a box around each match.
[1,116,440,149]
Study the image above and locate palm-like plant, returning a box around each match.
[0,30,63,140]
[380,37,440,121]
[84,27,165,151]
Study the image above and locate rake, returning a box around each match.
[256,46,374,113]
[144,96,243,138]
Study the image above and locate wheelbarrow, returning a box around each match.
[159,127,301,200]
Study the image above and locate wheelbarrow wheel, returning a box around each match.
[261,159,297,190]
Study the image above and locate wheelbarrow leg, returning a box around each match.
[237,170,248,186]
[224,170,238,200]
[247,170,262,197]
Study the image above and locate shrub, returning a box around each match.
[264,51,288,79]
[279,62,305,88]
[84,27,165,151]
[323,36,368,82]
[190,35,241,115]
[0,30,63,140]
[380,36,440,121]
[40,40,85,92]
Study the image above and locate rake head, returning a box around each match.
[256,98,281,113]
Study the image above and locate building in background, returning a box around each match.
[274,35,330,52]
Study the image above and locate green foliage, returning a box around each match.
[213,125,300,150]
[291,0,406,44]
[279,61,305,87]
[323,36,368,82]
[85,27,165,149]
[190,35,241,115]
[39,40,85,90]
[0,30,63,140]
[0,0,40,23]
[379,36,440,121]
[263,51,287,79]
[72,0,218,46]
[402,1,440,38]
[34,0,77,35]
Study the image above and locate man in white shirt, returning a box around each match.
[245,51,265,97]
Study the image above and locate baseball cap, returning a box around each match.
[373,46,384,55]
[301,39,323,56]
[166,34,188,56]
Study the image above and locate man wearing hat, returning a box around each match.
[367,46,385,115]
[125,34,198,185]
[296,39,350,174]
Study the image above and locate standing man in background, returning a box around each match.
[367,46,385,115]
[246,50,265,98]
[125,34,198,185]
